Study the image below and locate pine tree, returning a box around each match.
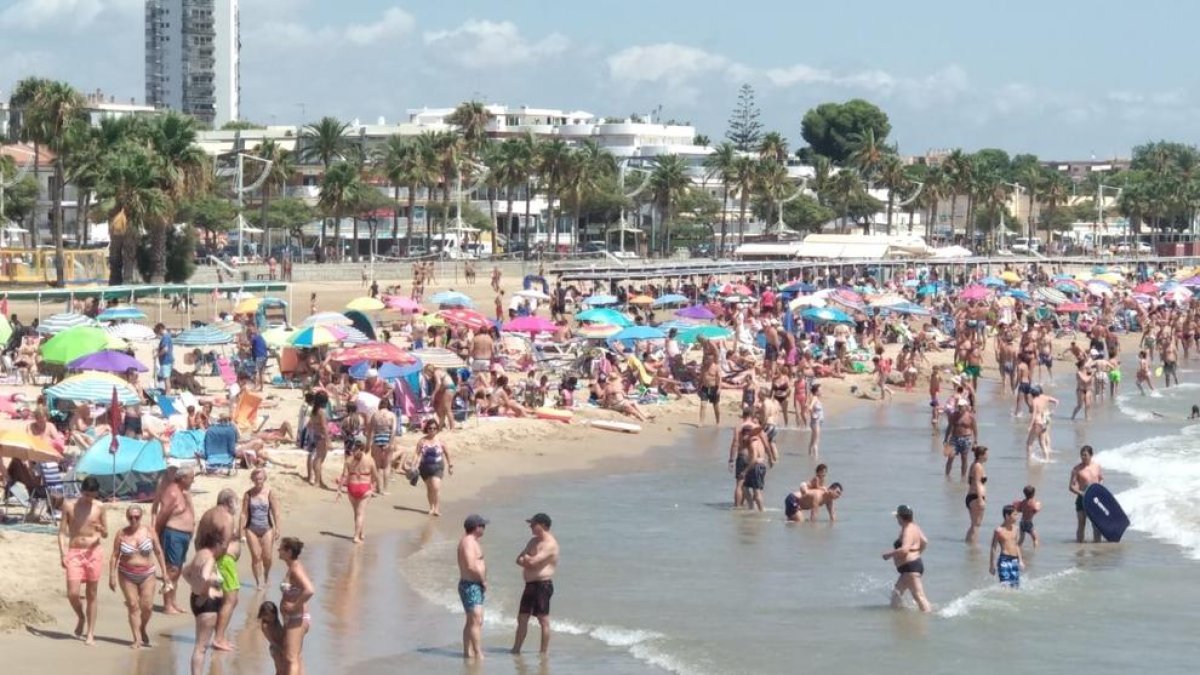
[725,84,763,152]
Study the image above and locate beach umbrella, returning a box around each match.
[1086,282,1113,297]
[1055,302,1090,313]
[104,324,154,344]
[1004,289,1032,302]
[917,283,942,296]
[96,307,147,322]
[41,326,109,364]
[332,342,415,365]
[788,296,827,310]
[999,271,1022,284]
[413,313,446,327]
[576,308,633,326]
[346,296,385,312]
[343,310,377,342]
[429,291,473,307]
[800,307,853,324]
[610,326,666,344]
[212,320,244,335]
[234,297,261,314]
[288,324,346,347]
[46,372,140,405]
[958,285,991,301]
[37,313,99,335]
[411,348,466,369]
[1096,272,1124,285]
[438,308,492,331]
[981,275,1007,288]
[676,304,717,320]
[582,294,619,306]
[1035,287,1068,305]
[176,325,235,346]
[575,324,622,339]
[676,325,733,345]
[1055,282,1081,295]
[1167,286,1193,303]
[720,283,753,296]
[260,327,295,348]
[67,350,147,373]
[515,289,551,301]
[1179,276,1200,288]
[301,312,354,327]
[627,294,655,305]
[383,295,423,312]
[652,294,689,307]
[0,429,60,463]
[347,361,413,381]
[884,302,932,316]
[1134,281,1160,294]
[503,316,557,334]
[867,294,907,308]
[0,314,12,346]
[723,294,754,304]
[779,281,815,293]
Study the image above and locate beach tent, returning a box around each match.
[76,435,167,501]
[169,428,206,462]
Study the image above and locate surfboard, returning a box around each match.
[588,419,642,434]
[534,407,573,423]
[1082,483,1130,542]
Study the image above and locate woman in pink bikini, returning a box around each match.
[336,436,379,544]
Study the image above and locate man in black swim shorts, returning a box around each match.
[513,513,560,654]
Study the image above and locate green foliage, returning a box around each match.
[178,193,237,233]
[1,175,39,224]
[800,100,891,165]
[137,224,197,283]
[220,120,265,130]
[253,196,315,234]
[753,193,834,232]
[725,84,764,152]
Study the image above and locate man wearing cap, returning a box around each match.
[58,475,108,645]
[513,513,559,654]
[457,514,488,661]
[248,324,268,391]
[989,504,1025,588]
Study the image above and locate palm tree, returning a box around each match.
[8,77,50,233]
[942,149,973,241]
[537,139,572,250]
[62,120,101,247]
[146,112,207,282]
[520,134,541,255]
[301,117,353,256]
[25,80,85,285]
[829,170,869,233]
[877,154,909,236]
[252,139,295,246]
[563,141,616,251]
[1017,163,1043,240]
[758,132,789,165]
[318,162,363,261]
[649,155,692,256]
[428,130,463,239]
[446,101,492,155]
[489,137,533,252]
[851,128,887,183]
[704,142,737,257]
[916,166,948,240]
[753,158,789,232]
[732,155,758,245]
[375,135,437,255]
[97,140,170,283]
[1042,172,1070,248]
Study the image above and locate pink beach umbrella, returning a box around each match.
[383,295,423,312]
[502,316,557,334]
[958,285,991,301]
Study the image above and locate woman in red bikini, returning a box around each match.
[336,436,379,543]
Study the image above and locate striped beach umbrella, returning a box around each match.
[429,291,473,307]
[575,324,622,339]
[175,325,235,346]
[37,313,99,335]
[346,297,385,312]
[106,323,157,342]
[41,326,109,365]
[301,312,354,327]
[288,324,346,347]
[46,373,141,405]
[410,348,465,369]
[96,307,147,322]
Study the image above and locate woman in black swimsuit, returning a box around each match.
[882,504,931,612]
[965,445,988,543]
[770,370,791,426]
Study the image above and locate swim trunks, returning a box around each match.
[784,493,801,519]
[765,424,777,444]
[65,547,102,584]
[1109,370,1121,384]
[764,344,779,362]
[1075,494,1084,512]
[699,386,720,404]
[952,435,973,455]
[161,526,193,569]
[518,579,554,617]
[1039,354,1053,367]
[470,359,490,373]
[897,559,925,576]
[743,462,767,491]
[190,593,222,616]
[1001,362,1014,375]
[997,553,1020,588]
[734,455,749,480]
[1017,382,1031,395]
[458,579,485,612]
[217,553,240,593]
[1019,520,1035,534]
[964,365,982,378]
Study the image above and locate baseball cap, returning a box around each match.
[526,513,552,529]
[893,504,914,518]
[464,514,489,531]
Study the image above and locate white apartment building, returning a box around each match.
[145,0,240,127]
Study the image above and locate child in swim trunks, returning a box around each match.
[1015,485,1041,547]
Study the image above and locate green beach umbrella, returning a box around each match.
[40,326,110,365]
[0,314,11,346]
[677,325,733,345]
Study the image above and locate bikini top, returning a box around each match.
[893,538,902,550]
[120,536,154,556]
[419,441,444,464]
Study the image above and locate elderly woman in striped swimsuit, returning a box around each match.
[109,505,168,649]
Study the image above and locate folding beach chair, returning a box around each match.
[216,357,237,387]
[202,423,238,476]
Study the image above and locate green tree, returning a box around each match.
[942,149,973,239]
[850,127,891,183]
[254,196,315,249]
[877,154,910,235]
[753,158,790,231]
[8,77,51,232]
[97,140,170,283]
[537,139,572,249]
[758,132,789,164]
[178,193,237,248]
[1,174,39,226]
[137,223,196,283]
[489,136,534,251]
[704,142,738,256]
[146,112,208,282]
[24,80,86,285]
[250,139,295,241]
[301,117,354,254]
[318,162,364,261]
[220,120,265,130]
[446,101,492,155]
[800,99,891,165]
[560,141,616,251]
[732,155,758,245]
[1015,162,1043,239]
[428,130,463,238]
[726,84,764,152]
[649,154,692,255]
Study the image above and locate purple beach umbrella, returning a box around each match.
[66,349,147,373]
[676,304,716,321]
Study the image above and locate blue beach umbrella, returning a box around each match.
[583,294,619,306]
[1004,289,1032,302]
[800,307,853,324]
[676,325,733,345]
[175,325,235,346]
[348,361,418,381]
[575,308,633,326]
[917,284,941,296]
[428,291,473,307]
[96,307,148,322]
[651,294,689,308]
[981,276,1006,288]
[884,302,932,316]
[610,325,666,342]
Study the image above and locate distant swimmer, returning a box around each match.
[1015,485,1041,548]
[882,505,931,613]
[1068,446,1104,543]
[784,482,843,523]
[989,505,1025,588]
[1189,405,1200,420]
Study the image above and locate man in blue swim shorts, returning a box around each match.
[989,505,1025,588]
[458,514,488,660]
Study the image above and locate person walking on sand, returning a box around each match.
[512,513,560,655]
[1016,485,1041,548]
[882,504,931,612]
[1069,445,1104,543]
[964,446,988,544]
[109,504,167,649]
[197,488,241,652]
[59,475,108,645]
[491,265,502,292]
[155,467,196,615]
[989,504,1025,588]
[336,436,379,543]
[458,514,488,661]
[183,529,224,675]
[242,469,281,588]
[279,537,314,675]
[414,419,453,516]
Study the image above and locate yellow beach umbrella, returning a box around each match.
[999,270,1021,283]
[235,297,261,314]
[105,334,130,350]
[346,297,385,312]
[627,295,655,305]
[1096,272,1123,285]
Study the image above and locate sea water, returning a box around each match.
[142,376,1200,675]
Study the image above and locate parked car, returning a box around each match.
[1009,237,1041,254]
[1114,242,1152,254]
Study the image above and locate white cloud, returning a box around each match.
[607,43,739,85]
[423,20,568,69]
[0,0,139,30]
[765,62,967,107]
[250,7,415,50]
[345,7,415,46]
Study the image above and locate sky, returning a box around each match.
[2,0,1198,158]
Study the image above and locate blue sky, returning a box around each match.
[1,0,1196,157]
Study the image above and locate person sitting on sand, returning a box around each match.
[601,376,649,422]
[486,376,528,417]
